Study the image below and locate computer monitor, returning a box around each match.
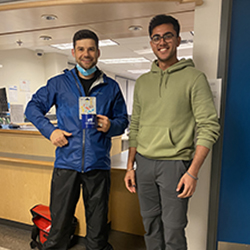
[0,88,9,113]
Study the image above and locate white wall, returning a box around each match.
[186,0,222,250]
[44,52,68,81]
[0,48,45,107]
[0,48,117,118]
[0,48,68,116]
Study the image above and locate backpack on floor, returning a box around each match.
[30,204,77,250]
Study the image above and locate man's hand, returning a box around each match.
[124,169,136,193]
[176,173,197,198]
[124,147,137,193]
[177,145,210,198]
[97,114,111,133]
[50,129,72,147]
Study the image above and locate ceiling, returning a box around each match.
[0,0,197,79]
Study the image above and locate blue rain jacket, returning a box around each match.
[25,68,128,172]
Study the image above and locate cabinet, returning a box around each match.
[0,129,122,237]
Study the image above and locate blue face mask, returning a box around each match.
[76,64,97,77]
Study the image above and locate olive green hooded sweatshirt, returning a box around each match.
[129,59,220,160]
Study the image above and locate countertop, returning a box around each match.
[111,150,137,170]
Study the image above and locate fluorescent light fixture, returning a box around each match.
[51,39,118,50]
[99,39,118,47]
[134,48,152,55]
[178,55,193,60]
[51,43,73,50]
[135,44,193,55]
[128,69,150,74]
[99,57,150,64]
[50,43,72,50]
[179,43,193,50]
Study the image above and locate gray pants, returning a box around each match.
[135,153,191,250]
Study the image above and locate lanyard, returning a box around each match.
[71,70,83,97]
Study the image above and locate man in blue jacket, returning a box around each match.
[25,29,128,250]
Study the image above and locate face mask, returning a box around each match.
[76,64,97,77]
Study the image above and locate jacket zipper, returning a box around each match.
[72,70,106,173]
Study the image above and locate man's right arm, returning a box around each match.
[124,147,137,193]
[50,129,72,147]
[25,81,58,141]
[124,81,140,193]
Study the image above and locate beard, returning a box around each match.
[78,58,97,70]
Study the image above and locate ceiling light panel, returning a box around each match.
[99,57,150,64]
[134,48,153,55]
[178,55,193,60]
[51,39,118,50]
[99,39,118,47]
[51,43,73,50]
[179,43,193,50]
[128,69,150,74]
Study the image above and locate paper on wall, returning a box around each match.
[208,78,222,118]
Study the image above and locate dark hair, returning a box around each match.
[73,29,99,49]
[148,14,180,37]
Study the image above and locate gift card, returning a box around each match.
[79,97,96,119]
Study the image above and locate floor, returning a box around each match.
[0,222,146,250]
[218,241,250,250]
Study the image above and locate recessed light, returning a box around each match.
[39,35,52,41]
[41,14,58,21]
[0,64,3,68]
[128,25,143,31]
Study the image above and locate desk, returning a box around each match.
[0,128,122,237]
[111,150,128,170]
[109,151,144,236]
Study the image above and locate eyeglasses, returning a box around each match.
[151,32,175,44]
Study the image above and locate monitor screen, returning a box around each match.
[0,88,9,112]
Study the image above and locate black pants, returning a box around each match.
[42,168,113,250]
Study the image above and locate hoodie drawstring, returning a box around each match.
[158,72,170,97]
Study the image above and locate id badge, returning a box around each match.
[79,97,97,129]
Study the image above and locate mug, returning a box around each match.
[82,114,97,129]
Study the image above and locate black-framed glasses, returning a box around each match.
[151,32,175,44]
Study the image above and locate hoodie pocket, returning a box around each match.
[137,126,176,157]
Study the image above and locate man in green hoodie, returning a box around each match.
[124,14,220,250]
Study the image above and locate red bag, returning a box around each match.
[30,204,77,249]
[31,205,51,245]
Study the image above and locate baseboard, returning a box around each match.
[0,218,112,246]
[0,218,32,231]
[0,218,86,245]
[218,241,250,250]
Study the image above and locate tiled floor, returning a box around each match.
[0,222,146,250]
